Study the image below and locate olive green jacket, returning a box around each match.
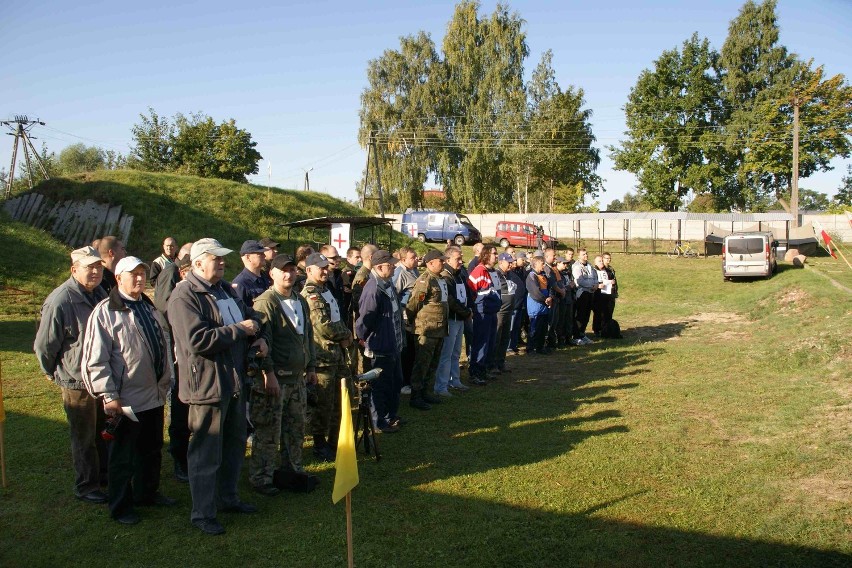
[254,288,316,383]
[405,269,448,338]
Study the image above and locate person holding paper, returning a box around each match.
[82,256,174,525]
[169,238,266,535]
[591,255,612,338]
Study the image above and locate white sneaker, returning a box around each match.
[400,385,411,395]
[572,338,584,346]
[582,336,594,345]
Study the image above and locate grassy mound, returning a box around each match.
[27,170,421,277]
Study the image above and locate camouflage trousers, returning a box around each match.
[410,335,444,392]
[308,365,349,447]
[248,379,307,487]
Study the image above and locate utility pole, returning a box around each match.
[791,95,800,228]
[303,167,313,191]
[3,116,50,200]
[360,131,386,217]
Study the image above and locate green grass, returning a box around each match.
[1,215,850,567]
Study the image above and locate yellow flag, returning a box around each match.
[0,363,5,422]
[332,378,358,503]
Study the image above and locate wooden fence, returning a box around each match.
[3,192,133,248]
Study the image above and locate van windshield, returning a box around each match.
[457,214,475,228]
[728,238,764,255]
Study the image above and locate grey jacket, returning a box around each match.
[168,271,261,405]
[34,277,107,390]
[81,288,172,413]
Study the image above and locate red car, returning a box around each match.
[495,221,558,249]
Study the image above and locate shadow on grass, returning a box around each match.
[0,320,39,353]
[621,321,691,343]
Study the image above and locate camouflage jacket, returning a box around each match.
[301,279,351,367]
[405,269,448,338]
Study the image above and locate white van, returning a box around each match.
[722,232,779,280]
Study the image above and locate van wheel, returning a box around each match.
[499,238,509,248]
[454,235,466,246]
[417,234,426,243]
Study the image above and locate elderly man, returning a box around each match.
[97,236,126,293]
[232,240,273,308]
[405,249,449,408]
[394,246,419,394]
[149,237,178,286]
[82,256,174,525]
[168,238,266,535]
[351,243,377,374]
[355,250,405,432]
[435,246,472,394]
[467,242,484,272]
[34,246,108,504]
[301,252,353,461]
[251,254,317,495]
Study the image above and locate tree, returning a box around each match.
[128,107,173,172]
[129,108,261,182]
[358,32,441,211]
[834,165,852,206]
[611,34,724,211]
[440,1,528,212]
[57,143,105,174]
[718,0,797,209]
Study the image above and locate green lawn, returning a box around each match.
[1,217,850,567]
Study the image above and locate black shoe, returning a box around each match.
[421,392,442,404]
[253,484,281,497]
[378,423,400,433]
[409,398,431,410]
[193,518,225,535]
[313,446,335,462]
[76,490,108,504]
[388,416,407,427]
[174,463,189,483]
[114,511,140,525]
[470,376,488,386]
[137,493,177,507]
[221,501,257,514]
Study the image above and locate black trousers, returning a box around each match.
[108,406,164,518]
[168,366,190,472]
[575,292,594,338]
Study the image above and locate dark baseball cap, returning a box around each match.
[371,250,398,266]
[516,252,528,259]
[270,253,296,270]
[498,252,514,262]
[423,250,446,263]
[259,237,279,249]
[240,240,266,255]
[305,252,330,268]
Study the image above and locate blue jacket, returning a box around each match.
[355,277,404,357]
[526,270,551,318]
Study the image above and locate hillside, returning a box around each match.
[23,169,415,273]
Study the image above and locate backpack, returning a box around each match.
[273,469,320,493]
[601,319,622,339]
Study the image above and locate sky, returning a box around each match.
[2,0,850,207]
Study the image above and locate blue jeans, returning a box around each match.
[435,319,465,392]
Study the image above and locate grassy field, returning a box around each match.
[1,214,850,567]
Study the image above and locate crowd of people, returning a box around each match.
[33,233,619,535]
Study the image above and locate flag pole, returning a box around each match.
[0,363,6,488]
[831,240,852,271]
[0,421,6,488]
[345,492,354,568]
